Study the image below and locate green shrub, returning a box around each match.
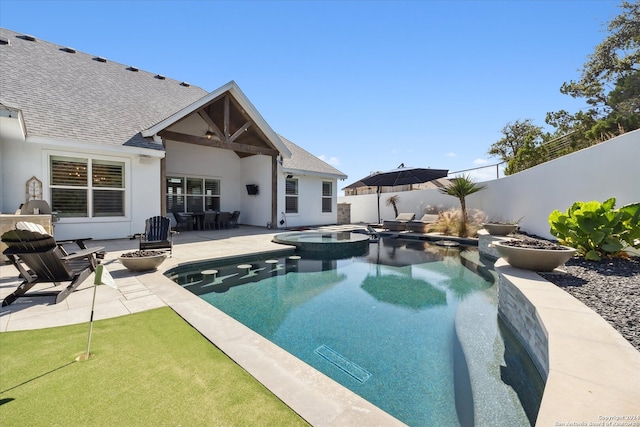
[549,198,640,261]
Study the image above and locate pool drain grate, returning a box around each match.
[314,344,371,384]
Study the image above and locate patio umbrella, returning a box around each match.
[353,165,449,224]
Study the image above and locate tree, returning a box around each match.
[507,139,550,175]
[547,1,640,141]
[488,119,546,174]
[438,175,486,237]
[385,195,400,218]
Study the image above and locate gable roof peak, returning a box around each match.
[141,80,291,158]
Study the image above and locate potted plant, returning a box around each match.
[493,238,576,272]
[118,249,167,272]
[481,217,522,236]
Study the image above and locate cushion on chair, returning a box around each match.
[417,214,438,223]
[395,213,416,221]
[406,214,439,233]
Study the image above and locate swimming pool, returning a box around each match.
[167,237,543,426]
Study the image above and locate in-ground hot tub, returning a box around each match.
[272,231,371,257]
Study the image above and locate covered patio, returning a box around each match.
[142,81,291,229]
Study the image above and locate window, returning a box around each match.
[186,177,203,212]
[50,155,125,218]
[204,179,221,211]
[167,176,220,213]
[322,181,332,213]
[285,178,298,213]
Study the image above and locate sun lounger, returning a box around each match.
[406,214,439,233]
[383,213,416,231]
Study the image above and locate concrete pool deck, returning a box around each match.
[1,225,639,426]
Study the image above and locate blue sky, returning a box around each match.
[0,0,620,192]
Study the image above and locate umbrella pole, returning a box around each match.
[377,187,381,224]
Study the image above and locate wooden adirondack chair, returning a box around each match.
[135,216,175,256]
[1,223,104,306]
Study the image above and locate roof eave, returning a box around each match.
[0,103,26,142]
[141,81,292,158]
[283,168,348,180]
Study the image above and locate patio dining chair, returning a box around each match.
[216,211,230,229]
[229,211,240,228]
[172,210,193,231]
[1,222,104,306]
[203,211,218,230]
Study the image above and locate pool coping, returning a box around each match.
[483,240,640,426]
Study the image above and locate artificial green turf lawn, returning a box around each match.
[0,307,308,426]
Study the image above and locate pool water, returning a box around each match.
[167,239,543,426]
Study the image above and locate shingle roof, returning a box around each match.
[0,27,347,179]
[279,135,347,179]
[0,28,207,150]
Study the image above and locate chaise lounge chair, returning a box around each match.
[1,222,104,306]
[406,214,439,233]
[383,213,416,232]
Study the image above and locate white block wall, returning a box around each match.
[340,129,640,239]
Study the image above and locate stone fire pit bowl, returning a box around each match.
[118,251,167,272]
[493,241,576,272]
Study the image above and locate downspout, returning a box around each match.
[271,154,278,228]
[156,134,167,215]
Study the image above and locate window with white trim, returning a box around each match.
[167,176,220,213]
[322,181,332,213]
[285,178,298,213]
[50,155,125,218]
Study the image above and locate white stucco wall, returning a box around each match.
[238,153,273,228]
[339,189,457,225]
[340,129,640,239]
[165,140,275,228]
[472,129,640,238]
[0,137,34,214]
[276,173,339,228]
[0,137,162,240]
[0,139,4,213]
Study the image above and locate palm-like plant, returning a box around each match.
[385,195,400,218]
[438,175,486,237]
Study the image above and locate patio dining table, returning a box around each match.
[188,211,231,230]
[188,212,209,231]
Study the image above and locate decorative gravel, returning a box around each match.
[119,250,166,257]
[499,238,570,250]
[539,256,640,352]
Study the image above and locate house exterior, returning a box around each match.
[0,28,347,240]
